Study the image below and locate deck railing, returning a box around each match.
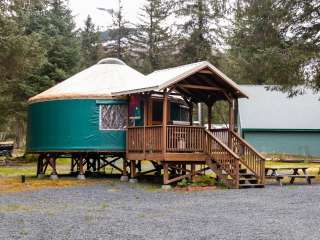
[166,125,205,152]
[145,126,163,153]
[210,128,265,184]
[127,125,265,186]
[127,126,162,153]
[127,126,144,153]
[204,130,240,187]
[211,128,229,146]
[229,130,265,184]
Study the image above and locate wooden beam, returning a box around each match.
[179,84,222,91]
[151,91,181,96]
[189,104,193,126]
[228,99,235,148]
[143,97,147,158]
[163,162,169,184]
[207,102,213,130]
[191,163,196,181]
[130,160,136,178]
[178,85,192,95]
[78,157,84,175]
[162,90,168,156]
[199,69,213,74]
[222,91,232,103]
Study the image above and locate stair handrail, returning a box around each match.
[205,130,240,159]
[204,129,240,188]
[230,130,266,184]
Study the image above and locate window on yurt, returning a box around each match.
[170,102,189,122]
[99,105,128,130]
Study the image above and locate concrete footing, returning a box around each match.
[50,174,59,180]
[77,174,86,180]
[129,178,138,183]
[37,173,45,179]
[120,175,129,182]
[161,185,172,190]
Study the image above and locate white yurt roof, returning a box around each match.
[29,58,247,103]
[28,58,147,103]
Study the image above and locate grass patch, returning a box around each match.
[0,158,72,178]
[177,175,216,187]
[0,177,112,194]
[264,153,320,161]
[266,160,320,175]
[0,203,33,212]
[265,160,320,184]
[100,202,109,209]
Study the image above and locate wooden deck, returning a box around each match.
[127,126,266,188]
[127,125,209,161]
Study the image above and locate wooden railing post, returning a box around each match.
[162,90,168,157]
[143,96,148,159]
[189,104,193,126]
[228,98,235,148]
[207,102,213,130]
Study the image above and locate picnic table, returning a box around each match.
[0,141,14,157]
[265,167,316,186]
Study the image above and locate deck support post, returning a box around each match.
[70,157,74,173]
[182,163,187,176]
[163,162,169,185]
[129,160,137,183]
[191,163,196,181]
[37,154,46,178]
[120,158,129,182]
[77,156,86,180]
[49,156,58,180]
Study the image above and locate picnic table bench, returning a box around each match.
[0,142,14,157]
[0,141,14,166]
[265,167,316,186]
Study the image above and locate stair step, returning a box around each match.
[239,168,247,174]
[239,183,265,189]
[239,173,255,178]
[239,179,258,184]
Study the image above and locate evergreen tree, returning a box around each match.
[0,0,81,146]
[274,0,320,93]
[80,15,102,68]
[38,0,81,83]
[175,0,227,64]
[130,0,175,73]
[224,0,309,92]
[105,0,130,60]
[0,0,46,145]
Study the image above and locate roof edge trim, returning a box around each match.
[28,95,126,104]
[242,128,320,132]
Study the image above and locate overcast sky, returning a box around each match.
[69,0,146,29]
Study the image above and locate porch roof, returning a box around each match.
[111,61,248,101]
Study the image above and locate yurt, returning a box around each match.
[26,58,149,178]
[27,58,190,178]
[27,58,147,153]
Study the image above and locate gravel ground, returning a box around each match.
[0,182,320,240]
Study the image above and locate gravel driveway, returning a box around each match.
[0,182,320,240]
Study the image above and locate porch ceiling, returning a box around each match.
[173,69,240,103]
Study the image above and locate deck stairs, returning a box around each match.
[204,129,265,189]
